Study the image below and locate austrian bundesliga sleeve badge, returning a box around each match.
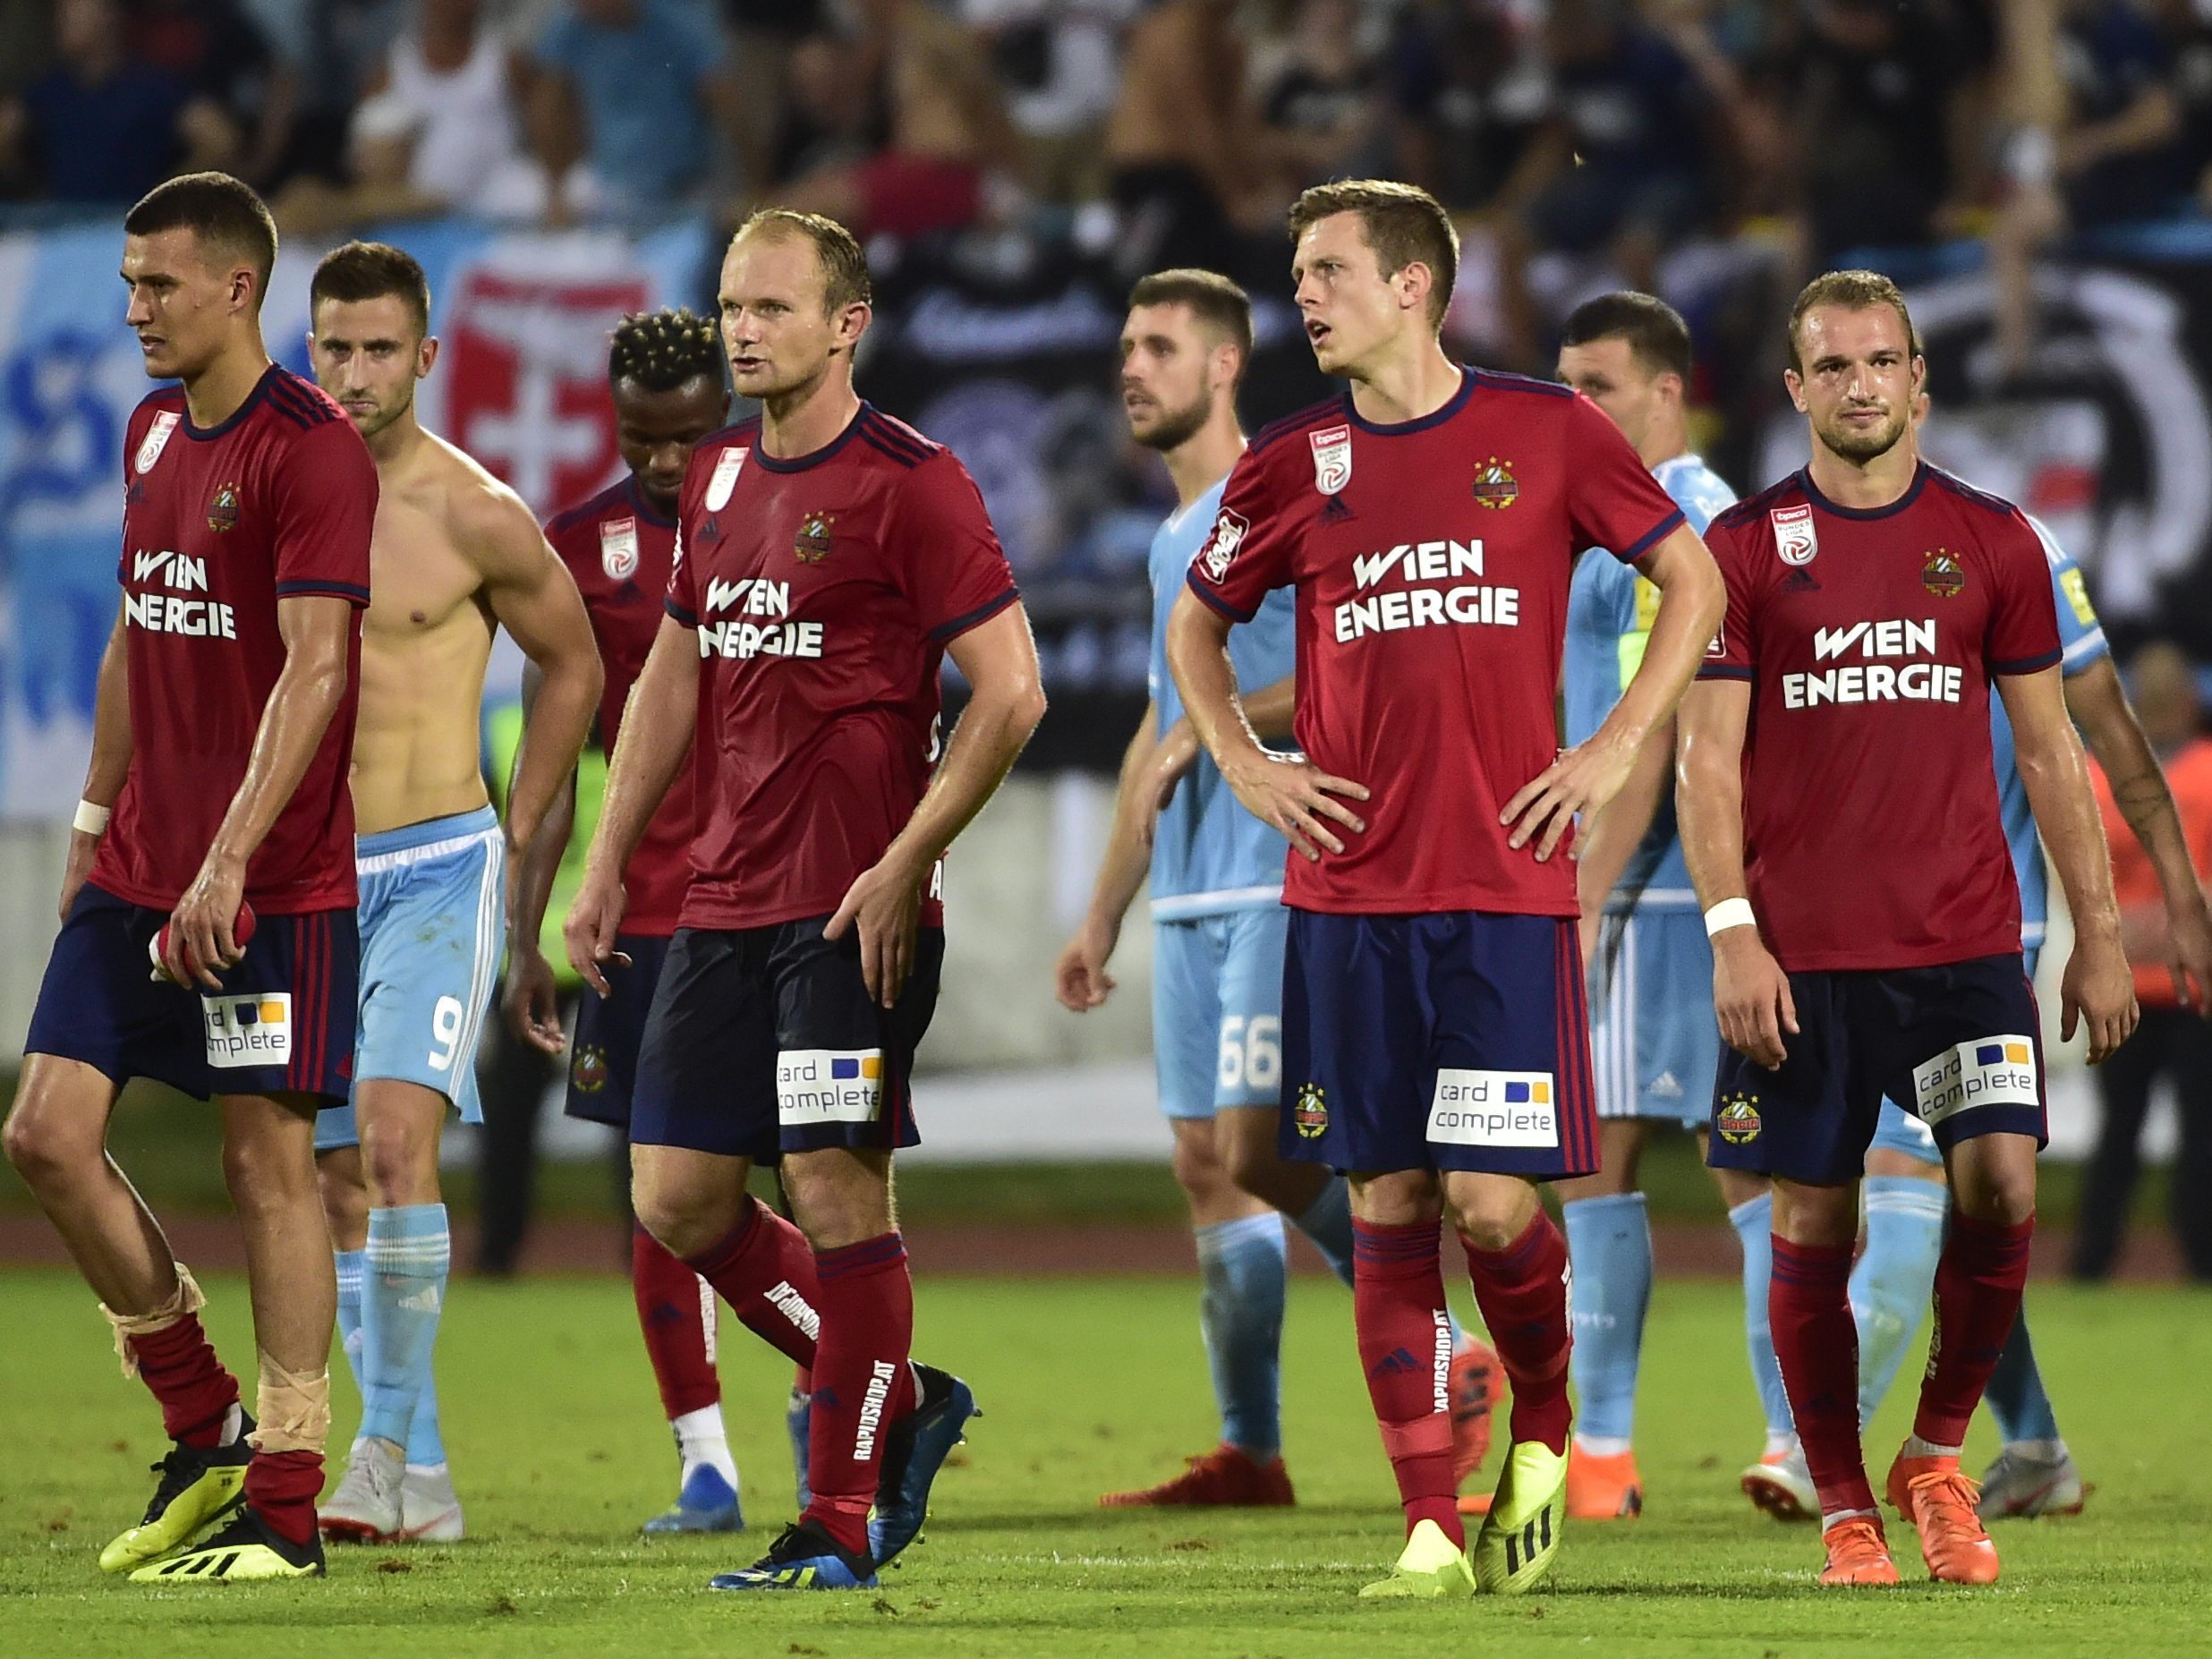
[600,516,640,581]
[1309,424,1352,496]
[1772,503,1818,566]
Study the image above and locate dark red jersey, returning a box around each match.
[1699,462,2063,970]
[547,477,692,935]
[1187,368,1685,917]
[666,404,1017,931]
[93,366,375,914]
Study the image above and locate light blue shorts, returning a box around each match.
[315,806,506,1153]
[1589,908,1716,1130]
[1153,906,1288,1119]
[1868,944,2040,1165]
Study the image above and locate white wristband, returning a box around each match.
[1704,898,1757,939]
[73,799,111,837]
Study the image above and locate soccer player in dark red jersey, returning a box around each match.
[566,209,1045,1592]
[1678,270,2137,1588]
[2,174,377,1582]
[1170,180,1725,1598]
[508,306,757,1535]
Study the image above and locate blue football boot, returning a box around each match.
[867,1363,979,1568]
[642,1463,744,1535]
[708,1521,875,1591]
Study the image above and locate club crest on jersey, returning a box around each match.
[1772,503,1818,566]
[205,481,241,533]
[570,1045,608,1093]
[600,517,640,582]
[705,446,748,512]
[1309,423,1351,496]
[1716,1093,1762,1144]
[1293,1082,1329,1139]
[1470,456,1518,509]
[1200,508,1248,581]
[1921,549,1965,598]
[795,510,836,564]
[135,410,180,475]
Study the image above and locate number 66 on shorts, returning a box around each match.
[1154,909,1291,1119]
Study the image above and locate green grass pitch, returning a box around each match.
[4,1267,2210,1656]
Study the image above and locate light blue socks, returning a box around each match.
[1290,1174,1357,1289]
[1982,1306,2063,1446]
[359,1204,452,1463]
[1727,1193,1796,1445]
[1562,1192,1653,1449]
[1195,1212,1289,1459]
[1851,1176,1948,1428]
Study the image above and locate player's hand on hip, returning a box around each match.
[563,868,630,997]
[164,855,249,991]
[1221,750,1367,862]
[2164,887,2212,1017]
[1503,732,1635,862]
[58,829,98,924]
[1711,926,1796,1071]
[2063,929,2140,1063]
[1055,915,1119,1012]
[826,852,926,1009]
[504,944,568,1054]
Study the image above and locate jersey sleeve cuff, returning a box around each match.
[1186,570,1257,624]
[274,579,370,607]
[2061,627,2109,670]
[1992,646,2063,676]
[665,598,698,626]
[928,585,1019,643]
[1614,506,1686,564]
[1696,663,1754,681]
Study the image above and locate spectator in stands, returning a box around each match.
[2076,641,2212,1282]
[960,0,1138,201]
[764,28,889,193]
[1992,0,2196,375]
[1106,0,1272,278]
[1383,0,1546,214]
[0,0,234,204]
[528,0,752,223]
[1257,0,1386,192]
[775,0,1020,242]
[128,0,301,191]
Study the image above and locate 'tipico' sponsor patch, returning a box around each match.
[1912,1034,2038,1127]
[202,992,293,1069]
[777,1048,885,1127]
[1426,1068,1558,1148]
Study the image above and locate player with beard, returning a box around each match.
[1058,269,1499,1510]
[566,208,1043,1591]
[305,241,602,1544]
[1680,269,2136,1587]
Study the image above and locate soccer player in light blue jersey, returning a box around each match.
[1057,269,1496,1506]
[1551,293,1770,1520]
[1734,385,2212,1524]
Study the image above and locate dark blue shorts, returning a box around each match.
[26,880,358,1103]
[1279,909,1599,1178]
[565,932,671,1131]
[631,915,943,1161]
[1706,953,2047,1185]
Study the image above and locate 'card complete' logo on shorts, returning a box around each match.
[201,993,292,1069]
[1427,1069,1558,1148]
[1913,1034,2038,1127]
[777,1049,885,1127]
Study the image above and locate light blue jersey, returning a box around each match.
[1563,452,1738,914]
[1147,478,1297,922]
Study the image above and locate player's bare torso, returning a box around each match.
[352,430,507,836]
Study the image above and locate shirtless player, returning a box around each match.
[304,241,601,1542]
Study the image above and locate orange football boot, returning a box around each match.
[1449,1338,1500,1485]
[1819,1516,1901,1586]
[1886,1450,2001,1584]
[1098,1444,1295,1508]
[1459,1441,1640,1519]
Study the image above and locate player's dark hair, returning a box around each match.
[609,307,723,393]
[1561,291,1692,386]
[310,241,432,337]
[1787,269,1917,374]
[1287,179,1459,329]
[734,207,872,314]
[123,171,277,306]
[1128,268,1254,379]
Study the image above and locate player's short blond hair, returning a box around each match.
[1788,270,1917,374]
[1288,180,1459,330]
[733,208,872,316]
